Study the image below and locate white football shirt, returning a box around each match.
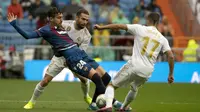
[127,24,171,77]
[62,20,91,51]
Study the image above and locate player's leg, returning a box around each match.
[84,55,111,87]
[93,66,122,106]
[121,75,147,110]
[30,74,53,102]
[95,66,111,86]
[65,55,106,110]
[96,83,115,112]
[88,68,107,110]
[97,62,133,111]
[83,57,111,102]
[61,49,106,110]
[84,55,122,110]
[24,73,54,110]
[74,73,92,105]
[76,65,106,110]
[81,50,111,87]
[91,66,111,103]
[24,56,64,109]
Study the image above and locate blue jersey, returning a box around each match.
[36,25,76,50]
[10,20,99,77]
[10,20,76,51]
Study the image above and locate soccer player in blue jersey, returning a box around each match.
[8,7,122,111]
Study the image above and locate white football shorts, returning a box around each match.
[112,60,151,89]
[46,56,67,77]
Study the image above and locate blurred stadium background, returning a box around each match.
[0,0,200,112]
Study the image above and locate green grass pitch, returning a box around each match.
[0,79,200,112]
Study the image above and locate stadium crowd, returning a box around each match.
[0,0,177,78]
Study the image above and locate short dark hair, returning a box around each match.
[76,9,89,17]
[48,7,62,18]
[147,12,160,25]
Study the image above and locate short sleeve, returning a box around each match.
[162,38,171,53]
[126,24,142,35]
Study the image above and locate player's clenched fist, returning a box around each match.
[168,75,174,84]
[7,13,17,22]
[94,24,102,30]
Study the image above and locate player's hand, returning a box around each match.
[94,24,103,30]
[168,74,174,84]
[7,13,17,22]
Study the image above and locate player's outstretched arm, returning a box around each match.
[165,50,174,84]
[94,24,128,31]
[7,13,40,39]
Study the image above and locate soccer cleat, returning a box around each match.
[87,103,99,111]
[113,101,122,110]
[113,102,132,111]
[96,107,112,112]
[115,108,132,112]
[23,101,35,109]
[84,96,92,105]
[116,106,132,112]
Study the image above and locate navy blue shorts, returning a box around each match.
[81,50,99,70]
[60,46,99,78]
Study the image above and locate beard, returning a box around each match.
[77,23,85,29]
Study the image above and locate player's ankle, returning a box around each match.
[113,100,119,106]
[84,94,89,98]
[29,100,36,104]
[91,102,97,106]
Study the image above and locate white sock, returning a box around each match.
[105,85,114,108]
[121,90,137,109]
[81,80,90,98]
[91,102,97,106]
[30,82,45,104]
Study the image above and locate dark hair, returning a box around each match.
[48,7,62,18]
[147,12,160,25]
[76,9,89,17]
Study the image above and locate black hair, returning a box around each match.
[76,8,89,17]
[48,7,62,18]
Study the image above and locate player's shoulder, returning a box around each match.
[62,20,74,31]
[127,24,144,28]
[158,33,169,44]
[62,20,74,25]
[38,24,50,31]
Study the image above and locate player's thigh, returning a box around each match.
[95,66,106,77]
[46,56,65,77]
[83,56,106,77]
[67,57,93,79]
[83,55,99,70]
[112,62,133,88]
[130,75,147,92]
[73,72,88,83]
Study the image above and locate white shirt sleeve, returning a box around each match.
[126,24,142,35]
[79,29,91,51]
[162,38,171,53]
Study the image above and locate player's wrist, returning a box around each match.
[169,73,173,76]
[10,20,17,26]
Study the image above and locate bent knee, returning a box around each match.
[80,77,88,84]
[41,75,52,86]
[130,85,138,92]
[107,83,118,90]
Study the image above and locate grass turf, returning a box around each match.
[0,79,199,112]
